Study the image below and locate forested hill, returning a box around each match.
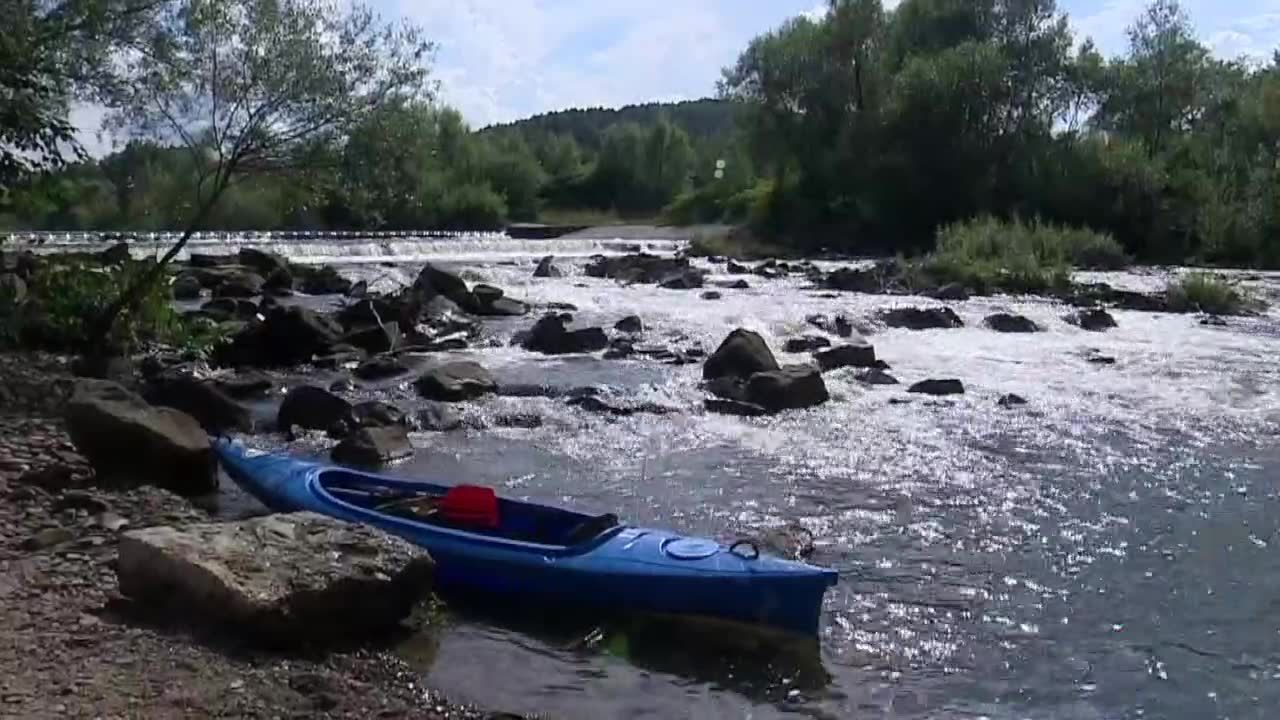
[481,99,737,148]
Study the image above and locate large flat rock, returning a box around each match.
[117,512,433,644]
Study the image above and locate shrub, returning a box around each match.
[686,227,791,260]
[1166,272,1255,315]
[2,258,218,354]
[438,183,507,231]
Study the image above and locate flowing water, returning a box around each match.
[23,230,1280,719]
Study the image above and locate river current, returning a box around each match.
[30,230,1280,719]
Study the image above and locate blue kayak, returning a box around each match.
[214,439,838,636]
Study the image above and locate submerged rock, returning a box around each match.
[998,393,1028,408]
[614,315,644,334]
[116,512,434,645]
[704,398,769,417]
[659,268,706,290]
[332,426,414,466]
[743,365,829,412]
[984,313,1041,333]
[350,401,408,429]
[145,375,253,434]
[700,290,722,300]
[908,379,965,396]
[65,380,214,496]
[703,329,780,381]
[413,402,463,432]
[353,356,413,382]
[815,342,877,371]
[277,386,353,433]
[293,264,352,295]
[925,283,969,301]
[879,306,963,330]
[343,322,401,355]
[410,262,477,313]
[855,368,900,386]
[220,306,342,367]
[784,336,832,354]
[534,255,564,278]
[237,248,291,280]
[1066,308,1118,332]
[211,272,265,299]
[215,371,275,399]
[414,362,497,402]
[521,314,609,355]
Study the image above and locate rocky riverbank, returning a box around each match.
[0,355,506,719]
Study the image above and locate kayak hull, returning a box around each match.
[214,439,837,636]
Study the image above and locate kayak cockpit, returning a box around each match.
[315,469,621,549]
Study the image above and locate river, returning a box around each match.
[31,230,1280,719]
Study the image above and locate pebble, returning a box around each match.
[23,527,75,551]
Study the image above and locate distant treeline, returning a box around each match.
[0,99,752,232]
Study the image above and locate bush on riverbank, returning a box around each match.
[1,258,220,354]
[917,217,1126,294]
[1166,272,1253,315]
[686,226,792,260]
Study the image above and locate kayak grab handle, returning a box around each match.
[728,539,760,560]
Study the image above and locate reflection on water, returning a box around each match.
[201,239,1280,719]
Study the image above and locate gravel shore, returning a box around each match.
[0,353,507,720]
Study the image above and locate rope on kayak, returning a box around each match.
[728,539,760,560]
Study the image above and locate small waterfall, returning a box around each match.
[3,230,684,265]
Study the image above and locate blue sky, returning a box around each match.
[72,0,1280,151]
[385,0,1280,128]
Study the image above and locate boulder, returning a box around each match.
[534,255,564,278]
[658,268,706,290]
[221,306,342,367]
[984,313,1041,333]
[116,512,433,644]
[724,279,751,290]
[413,402,463,432]
[614,315,644,334]
[338,297,400,330]
[784,336,832,354]
[703,329,780,381]
[214,371,275,399]
[263,268,294,295]
[345,280,369,299]
[353,356,413,382]
[200,298,259,322]
[212,272,265,299]
[188,253,238,268]
[743,365,830,413]
[603,338,635,360]
[700,291,722,300]
[806,314,856,338]
[99,242,131,265]
[907,379,965,396]
[855,368,900,386]
[704,398,769,417]
[815,342,877,371]
[472,284,503,306]
[565,395,676,417]
[998,393,1028,408]
[725,260,751,275]
[414,362,497,402]
[585,254,690,284]
[476,295,529,317]
[237,248,291,280]
[879,306,963,330]
[520,314,609,355]
[277,386,353,433]
[64,380,215,496]
[332,426,414,466]
[411,262,477,312]
[343,322,401,355]
[926,283,969,301]
[823,267,883,293]
[1066,308,1117,332]
[144,376,253,433]
[294,264,352,295]
[171,273,203,300]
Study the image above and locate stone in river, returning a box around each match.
[984,313,1041,333]
[703,329,780,381]
[332,426,414,466]
[414,362,497,402]
[907,379,965,396]
[879,306,963,330]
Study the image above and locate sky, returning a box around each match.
[74,0,1280,153]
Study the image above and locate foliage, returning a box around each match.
[0,0,162,188]
[686,228,791,260]
[0,258,215,353]
[919,217,1116,294]
[1165,271,1252,315]
[717,0,1280,268]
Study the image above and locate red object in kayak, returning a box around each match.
[439,485,500,529]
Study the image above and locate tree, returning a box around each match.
[91,0,433,346]
[0,0,164,188]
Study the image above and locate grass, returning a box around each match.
[917,216,1127,295]
[686,227,793,260]
[1166,271,1254,315]
[536,207,662,227]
